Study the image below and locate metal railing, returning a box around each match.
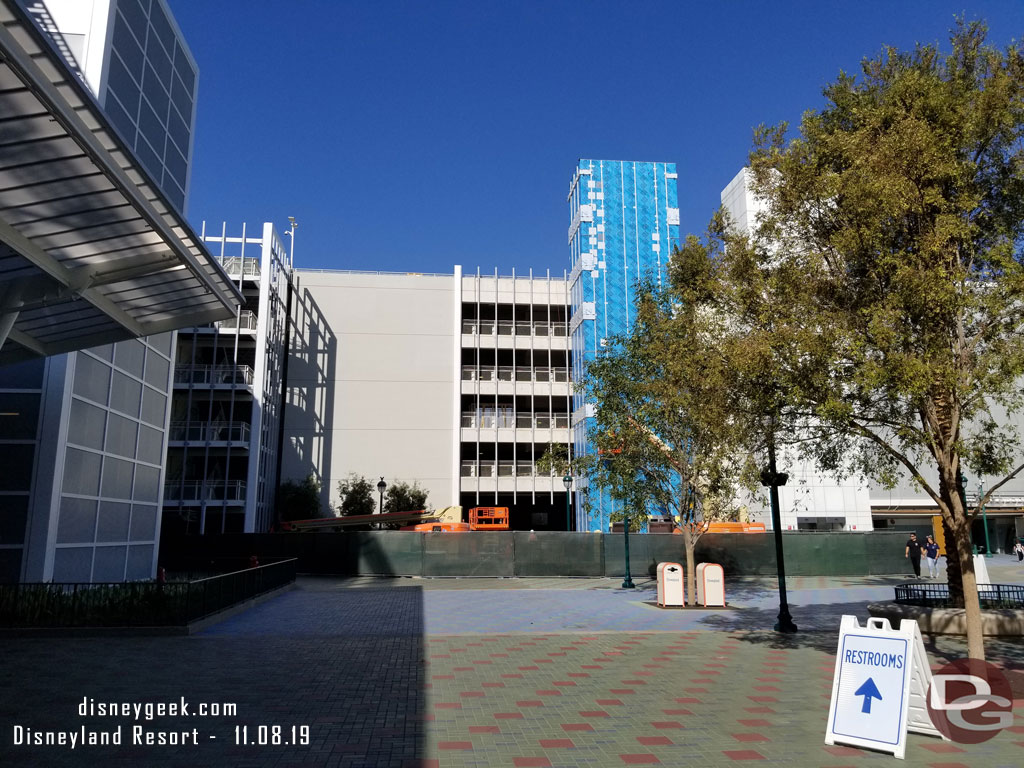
[894,582,1024,609]
[459,461,564,478]
[163,480,247,502]
[462,320,568,337]
[461,412,570,429]
[461,366,570,383]
[169,421,251,443]
[174,364,254,386]
[216,256,261,278]
[0,559,297,627]
[214,310,258,331]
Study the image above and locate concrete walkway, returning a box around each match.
[1,569,1023,767]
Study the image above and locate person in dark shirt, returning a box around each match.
[905,532,923,578]
[924,535,940,578]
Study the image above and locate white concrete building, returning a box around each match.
[282,268,574,529]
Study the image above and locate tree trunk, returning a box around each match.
[951,517,985,660]
[682,526,696,605]
[942,468,965,607]
[941,465,984,660]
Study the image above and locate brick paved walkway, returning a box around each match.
[1,572,1023,767]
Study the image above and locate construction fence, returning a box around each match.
[162,530,909,579]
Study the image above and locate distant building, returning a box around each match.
[567,159,680,532]
[162,223,294,536]
[281,268,573,530]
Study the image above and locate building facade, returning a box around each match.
[281,268,573,530]
[568,159,680,532]
[2,0,205,581]
[162,223,294,536]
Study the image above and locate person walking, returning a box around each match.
[924,534,940,578]
[1014,538,1024,563]
[905,532,923,578]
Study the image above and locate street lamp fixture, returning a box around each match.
[562,473,573,531]
[377,476,386,519]
[761,438,797,633]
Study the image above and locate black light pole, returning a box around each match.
[562,473,573,531]
[621,513,635,589]
[377,477,386,528]
[761,436,797,633]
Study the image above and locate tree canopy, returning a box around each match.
[737,19,1024,659]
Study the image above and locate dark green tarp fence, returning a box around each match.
[162,531,908,578]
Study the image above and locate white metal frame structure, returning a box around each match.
[457,268,574,525]
[163,222,294,535]
[0,0,241,364]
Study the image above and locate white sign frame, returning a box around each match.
[825,615,945,759]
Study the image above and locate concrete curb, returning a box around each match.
[867,600,1024,636]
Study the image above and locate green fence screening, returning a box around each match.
[163,531,909,578]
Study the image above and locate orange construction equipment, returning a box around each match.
[671,520,766,535]
[400,521,472,532]
[468,507,510,530]
[400,507,510,532]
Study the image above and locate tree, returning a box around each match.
[277,475,325,522]
[381,480,431,529]
[740,20,1024,660]
[336,474,376,517]
[575,273,759,603]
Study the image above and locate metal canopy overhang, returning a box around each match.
[0,0,242,365]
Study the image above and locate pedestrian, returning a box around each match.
[905,532,923,579]
[1014,539,1024,563]
[924,535,940,578]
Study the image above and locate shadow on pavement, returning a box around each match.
[0,585,426,768]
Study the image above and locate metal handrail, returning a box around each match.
[169,421,251,443]
[460,366,569,383]
[462,412,570,429]
[461,320,569,337]
[216,256,261,277]
[163,480,247,501]
[0,559,297,627]
[894,582,1024,609]
[214,310,258,331]
[173,364,254,386]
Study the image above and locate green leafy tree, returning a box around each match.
[740,20,1024,659]
[383,480,430,514]
[276,475,325,522]
[380,480,431,529]
[572,272,760,602]
[336,474,376,517]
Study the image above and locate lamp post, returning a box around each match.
[621,511,635,589]
[562,473,573,531]
[979,478,992,557]
[761,437,797,633]
[376,477,386,525]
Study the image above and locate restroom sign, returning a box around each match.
[825,615,945,759]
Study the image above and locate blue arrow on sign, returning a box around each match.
[854,678,882,714]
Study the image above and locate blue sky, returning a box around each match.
[172,1,1024,274]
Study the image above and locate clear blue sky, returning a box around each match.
[171,1,1024,275]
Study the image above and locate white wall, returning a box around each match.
[282,271,457,512]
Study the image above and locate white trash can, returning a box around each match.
[656,562,685,607]
[696,562,725,607]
